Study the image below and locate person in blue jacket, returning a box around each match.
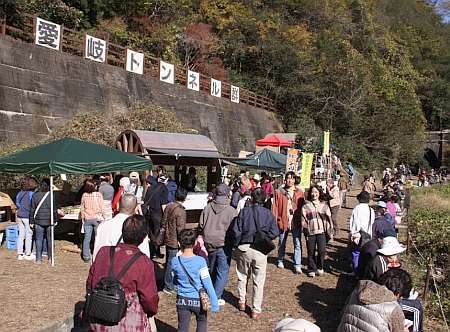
[171,229,219,332]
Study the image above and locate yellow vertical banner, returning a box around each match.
[323,131,330,156]
[300,153,314,189]
[286,148,299,173]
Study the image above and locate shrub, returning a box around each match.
[408,184,450,321]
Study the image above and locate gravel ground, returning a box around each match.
[0,187,445,331]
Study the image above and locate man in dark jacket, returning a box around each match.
[143,175,169,258]
[231,188,278,318]
[162,187,187,294]
[358,228,396,280]
[199,183,238,305]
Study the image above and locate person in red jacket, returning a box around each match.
[86,215,159,331]
[272,171,304,273]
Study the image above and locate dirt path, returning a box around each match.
[151,190,357,332]
[0,189,358,332]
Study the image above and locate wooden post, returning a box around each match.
[423,257,433,304]
[1,17,6,35]
[406,230,410,254]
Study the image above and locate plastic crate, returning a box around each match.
[6,239,17,250]
[5,225,19,240]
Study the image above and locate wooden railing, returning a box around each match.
[1,13,277,112]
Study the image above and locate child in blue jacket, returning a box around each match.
[171,229,219,332]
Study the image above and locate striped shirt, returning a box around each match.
[80,192,104,221]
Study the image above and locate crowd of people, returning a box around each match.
[11,162,432,332]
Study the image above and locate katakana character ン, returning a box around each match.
[161,65,172,80]
[37,21,59,48]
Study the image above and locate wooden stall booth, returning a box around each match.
[115,130,222,226]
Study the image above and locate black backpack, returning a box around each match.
[84,247,142,325]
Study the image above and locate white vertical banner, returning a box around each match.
[159,60,175,84]
[85,34,106,63]
[35,17,61,50]
[126,49,144,74]
[187,70,200,91]
[231,85,240,103]
[211,78,222,97]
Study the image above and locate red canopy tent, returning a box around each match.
[256,134,293,147]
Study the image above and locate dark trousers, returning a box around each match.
[306,233,326,272]
[176,296,207,332]
[35,224,52,261]
[164,247,178,291]
[148,214,162,257]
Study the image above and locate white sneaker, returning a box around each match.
[295,266,303,274]
[277,261,284,269]
[17,254,24,261]
[24,253,36,261]
[218,299,226,306]
[307,271,316,278]
[317,269,324,276]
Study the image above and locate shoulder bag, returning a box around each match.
[177,256,210,311]
[250,206,276,255]
[33,192,50,219]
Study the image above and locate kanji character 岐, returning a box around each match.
[86,37,105,61]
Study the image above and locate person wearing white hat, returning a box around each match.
[363,236,405,282]
[273,318,321,332]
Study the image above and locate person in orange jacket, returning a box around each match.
[272,171,304,274]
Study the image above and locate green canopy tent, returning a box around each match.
[0,138,152,266]
[227,148,287,171]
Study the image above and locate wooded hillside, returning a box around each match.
[3,0,450,168]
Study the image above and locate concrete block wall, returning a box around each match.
[0,36,283,155]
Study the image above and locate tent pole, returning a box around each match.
[50,175,55,267]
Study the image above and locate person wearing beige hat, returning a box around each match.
[363,236,405,282]
[273,318,321,332]
[128,172,144,215]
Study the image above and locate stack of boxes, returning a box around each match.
[5,225,18,250]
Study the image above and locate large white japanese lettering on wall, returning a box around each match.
[30,18,250,105]
[35,17,61,50]
[231,85,240,103]
[187,70,200,91]
[126,49,144,74]
[159,60,174,84]
[85,34,106,63]
[211,78,222,98]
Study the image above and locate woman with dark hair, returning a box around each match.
[16,177,38,260]
[30,178,57,264]
[80,179,105,262]
[86,215,159,331]
[171,229,219,332]
[301,185,333,277]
